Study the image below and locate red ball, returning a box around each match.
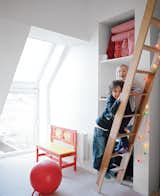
[30,160,62,195]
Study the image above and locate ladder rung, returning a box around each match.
[112,152,125,158]
[136,69,154,75]
[130,92,148,96]
[123,113,141,118]
[100,93,147,101]
[110,167,124,173]
[143,44,160,53]
[151,17,160,28]
[117,132,135,139]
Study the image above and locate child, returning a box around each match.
[115,64,143,153]
[116,64,143,113]
[115,64,143,181]
[93,80,124,172]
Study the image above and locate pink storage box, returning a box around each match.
[111,29,134,42]
[111,19,134,34]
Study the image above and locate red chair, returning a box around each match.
[36,126,77,171]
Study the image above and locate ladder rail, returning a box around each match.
[151,17,160,28]
[96,0,157,192]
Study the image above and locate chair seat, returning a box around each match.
[38,142,75,155]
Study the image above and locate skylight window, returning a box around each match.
[13,37,53,83]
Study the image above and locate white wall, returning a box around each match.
[0,0,147,41]
[49,42,98,165]
[0,0,90,41]
[149,69,160,194]
[0,18,29,113]
[149,0,160,193]
[50,44,97,131]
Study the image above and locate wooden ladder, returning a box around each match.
[96,0,160,192]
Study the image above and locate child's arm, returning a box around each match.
[104,97,121,120]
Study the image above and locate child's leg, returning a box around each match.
[119,128,129,147]
[118,116,132,150]
[121,124,133,149]
[93,127,109,170]
[121,137,129,148]
[114,139,122,151]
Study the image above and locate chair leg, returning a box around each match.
[59,156,62,170]
[74,155,77,171]
[36,146,39,162]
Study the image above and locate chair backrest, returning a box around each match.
[51,125,77,150]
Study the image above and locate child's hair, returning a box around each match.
[108,80,124,95]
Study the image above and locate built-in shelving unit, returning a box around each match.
[98,10,135,115]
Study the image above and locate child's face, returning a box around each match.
[112,86,122,99]
[118,66,128,81]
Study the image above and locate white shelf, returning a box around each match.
[100,55,133,65]
[99,97,106,102]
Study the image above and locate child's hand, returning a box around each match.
[130,91,137,96]
[124,127,130,133]
[117,94,121,101]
